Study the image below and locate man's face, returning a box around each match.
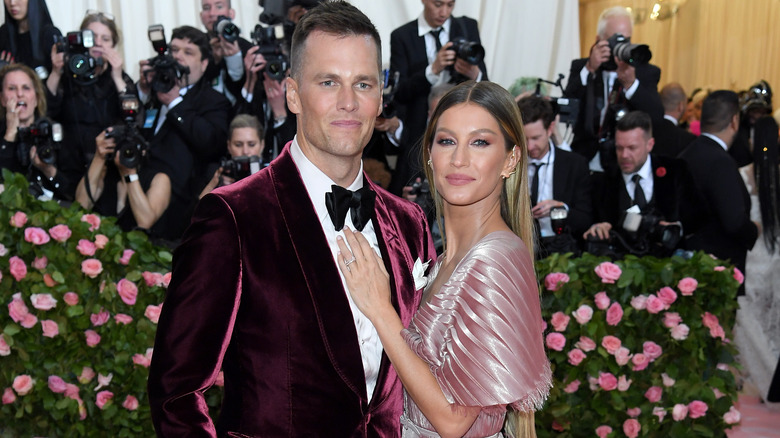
[601,15,632,41]
[170,38,208,86]
[200,0,233,32]
[422,0,455,29]
[615,127,653,174]
[523,120,553,160]
[286,31,382,173]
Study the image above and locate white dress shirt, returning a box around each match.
[290,137,383,402]
[622,155,654,206]
[528,143,556,237]
[418,15,483,86]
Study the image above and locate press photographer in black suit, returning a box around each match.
[654,82,697,157]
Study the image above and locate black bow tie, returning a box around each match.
[325,185,376,231]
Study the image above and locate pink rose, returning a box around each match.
[598,372,617,391]
[550,311,570,332]
[95,390,114,409]
[122,395,139,411]
[626,407,641,418]
[714,265,726,272]
[571,304,593,324]
[76,239,97,256]
[713,388,725,399]
[615,347,632,366]
[95,373,113,391]
[643,341,663,361]
[30,293,57,311]
[9,256,27,281]
[630,295,648,310]
[606,302,623,326]
[645,294,666,314]
[63,292,79,306]
[623,418,641,438]
[544,272,570,291]
[90,309,110,327]
[645,386,663,403]
[117,278,138,305]
[595,425,612,438]
[688,400,708,419]
[657,286,677,305]
[563,379,580,393]
[601,335,622,354]
[81,258,103,278]
[162,272,172,288]
[671,323,690,340]
[12,374,33,395]
[545,332,566,351]
[145,304,162,324]
[47,375,67,393]
[81,214,101,231]
[85,330,101,347]
[48,224,72,242]
[733,267,744,285]
[702,312,721,330]
[132,353,152,368]
[717,363,730,371]
[594,261,622,283]
[64,383,79,400]
[114,313,133,324]
[8,292,29,322]
[0,336,9,356]
[43,273,57,287]
[723,406,741,424]
[672,403,688,421]
[41,320,59,338]
[663,312,682,328]
[2,387,15,404]
[94,234,109,249]
[119,249,135,265]
[10,211,27,228]
[20,313,37,328]
[588,376,599,391]
[78,367,95,384]
[653,406,667,422]
[709,324,725,339]
[24,227,50,245]
[32,256,48,270]
[594,291,611,310]
[632,353,649,371]
[567,348,586,366]
[662,373,676,387]
[0,243,6,256]
[618,375,632,391]
[143,271,165,287]
[576,336,596,352]
[677,277,698,296]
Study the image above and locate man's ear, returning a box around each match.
[229,8,236,20]
[286,77,301,115]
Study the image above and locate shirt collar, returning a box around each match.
[664,114,679,125]
[417,15,451,37]
[622,155,653,185]
[701,132,729,151]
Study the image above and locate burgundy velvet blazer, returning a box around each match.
[148,145,436,437]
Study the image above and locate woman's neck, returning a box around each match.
[441,200,508,263]
[17,19,29,34]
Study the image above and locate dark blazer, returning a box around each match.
[148,144,436,437]
[679,135,758,274]
[652,118,697,158]
[564,58,664,162]
[388,16,488,194]
[549,147,593,236]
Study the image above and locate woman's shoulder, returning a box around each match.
[465,230,532,268]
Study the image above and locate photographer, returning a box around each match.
[199,114,264,198]
[45,11,136,200]
[585,111,699,258]
[0,63,70,201]
[200,0,251,104]
[564,6,663,172]
[0,0,60,75]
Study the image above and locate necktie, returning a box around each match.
[325,185,376,232]
[530,163,543,207]
[632,174,647,210]
[430,28,443,52]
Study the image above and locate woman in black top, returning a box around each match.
[0,0,60,74]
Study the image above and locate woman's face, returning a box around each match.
[2,70,37,126]
[430,102,516,209]
[227,127,264,158]
[86,21,115,60]
[5,0,28,22]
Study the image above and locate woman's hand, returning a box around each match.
[4,97,20,140]
[95,128,116,162]
[336,227,392,321]
[101,45,126,88]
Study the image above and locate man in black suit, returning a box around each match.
[679,90,758,289]
[139,26,231,240]
[585,111,699,257]
[518,96,592,256]
[200,0,252,105]
[388,0,488,194]
[654,82,697,157]
[564,6,663,172]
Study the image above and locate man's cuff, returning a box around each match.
[241,87,254,103]
[425,64,442,85]
[475,71,483,82]
[387,119,404,147]
[167,96,184,111]
[624,79,640,100]
[225,51,244,81]
[138,87,150,104]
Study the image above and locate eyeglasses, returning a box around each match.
[85,9,115,22]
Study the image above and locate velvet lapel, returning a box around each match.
[269,147,367,402]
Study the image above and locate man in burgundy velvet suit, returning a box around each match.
[147,2,436,436]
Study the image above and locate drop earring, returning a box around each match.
[427,158,432,167]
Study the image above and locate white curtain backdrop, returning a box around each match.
[36,0,579,95]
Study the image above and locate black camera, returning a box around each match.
[220,155,262,181]
[250,21,290,82]
[17,118,63,167]
[450,38,485,65]
[145,25,190,93]
[602,33,651,71]
[213,16,240,43]
[381,69,400,119]
[56,30,103,86]
[621,210,682,254]
[105,94,149,169]
[535,75,581,125]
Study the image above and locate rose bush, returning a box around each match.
[535,251,742,437]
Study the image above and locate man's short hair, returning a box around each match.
[700,90,739,133]
[171,26,212,63]
[660,83,687,113]
[596,6,632,39]
[428,83,455,108]
[616,111,653,138]
[517,95,555,129]
[290,0,381,81]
